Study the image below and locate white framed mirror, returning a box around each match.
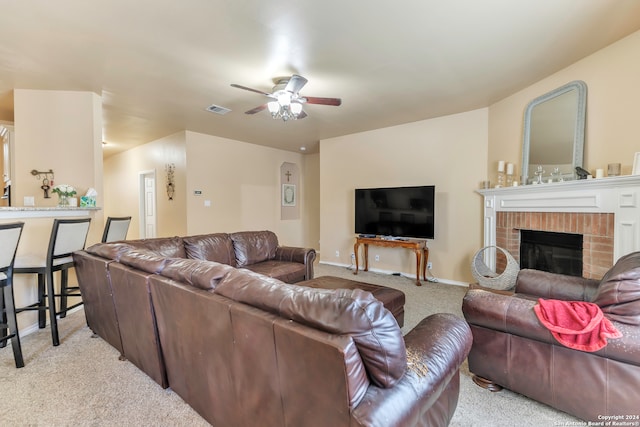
[521,80,587,185]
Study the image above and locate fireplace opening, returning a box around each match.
[520,230,583,277]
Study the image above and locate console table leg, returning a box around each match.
[363,244,369,272]
[414,249,422,286]
[353,242,360,275]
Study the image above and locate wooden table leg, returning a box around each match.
[413,249,422,286]
[353,242,360,275]
[422,247,430,281]
[363,244,369,272]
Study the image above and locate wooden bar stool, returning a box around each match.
[14,218,91,346]
[0,222,25,368]
[101,216,131,243]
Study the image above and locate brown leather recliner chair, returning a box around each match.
[462,251,640,422]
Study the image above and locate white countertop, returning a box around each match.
[0,206,101,219]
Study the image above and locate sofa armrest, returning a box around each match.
[275,246,317,280]
[350,313,472,427]
[463,288,555,344]
[463,288,640,366]
[515,269,600,301]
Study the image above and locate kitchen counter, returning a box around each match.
[0,206,101,219]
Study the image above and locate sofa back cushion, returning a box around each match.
[214,268,406,388]
[592,251,640,325]
[183,233,236,267]
[130,236,186,258]
[86,242,136,262]
[230,231,279,267]
[161,258,236,291]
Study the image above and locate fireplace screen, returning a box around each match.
[520,230,583,277]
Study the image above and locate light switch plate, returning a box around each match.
[24,196,35,206]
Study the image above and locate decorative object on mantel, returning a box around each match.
[534,165,545,184]
[607,162,621,177]
[634,153,640,175]
[80,188,97,207]
[471,246,520,290]
[165,163,175,201]
[496,160,505,187]
[506,163,514,187]
[31,169,55,198]
[52,184,76,207]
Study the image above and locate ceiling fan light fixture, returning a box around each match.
[277,92,291,106]
[267,101,280,114]
[290,102,303,115]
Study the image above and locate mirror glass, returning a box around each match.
[522,81,587,184]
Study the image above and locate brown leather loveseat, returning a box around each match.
[462,251,640,422]
[74,232,473,426]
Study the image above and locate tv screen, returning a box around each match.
[355,185,435,239]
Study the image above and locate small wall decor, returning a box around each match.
[165,163,175,200]
[31,169,55,198]
[282,184,296,206]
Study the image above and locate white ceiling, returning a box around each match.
[1,0,640,157]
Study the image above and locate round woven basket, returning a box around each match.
[471,246,519,290]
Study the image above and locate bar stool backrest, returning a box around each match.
[101,216,131,243]
[48,219,92,264]
[0,222,24,275]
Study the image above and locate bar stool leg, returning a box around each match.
[59,269,68,318]
[37,273,46,328]
[0,288,6,348]
[45,267,60,346]
[3,283,24,368]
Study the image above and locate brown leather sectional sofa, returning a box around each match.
[462,251,640,422]
[73,231,472,427]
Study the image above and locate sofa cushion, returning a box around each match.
[86,242,136,261]
[230,231,278,267]
[161,258,235,290]
[243,260,306,283]
[214,269,407,388]
[118,249,171,275]
[592,251,640,325]
[130,236,187,258]
[183,233,236,267]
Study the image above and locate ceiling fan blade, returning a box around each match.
[245,104,267,114]
[302,96,342,106]
[285,74,308,94]
[230,83,273,97]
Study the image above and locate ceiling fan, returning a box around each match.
[230,74,341,121]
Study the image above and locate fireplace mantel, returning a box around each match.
[477,175,640,270]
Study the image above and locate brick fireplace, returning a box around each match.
[496,211,614,278]
[478,175,640,280]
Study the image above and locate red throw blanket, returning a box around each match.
[534,299,622,352]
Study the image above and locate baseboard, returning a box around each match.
[318,261,468,287]
[17,305,84,339]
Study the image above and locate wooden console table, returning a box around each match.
[353,236,428,286]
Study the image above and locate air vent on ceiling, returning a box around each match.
[206,104,232,115]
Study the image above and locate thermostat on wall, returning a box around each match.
[194,190,202,196]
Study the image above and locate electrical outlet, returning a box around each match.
[375,255,380,262]
[427,261,433,270]
[335,250,340,257]
[351,253,355,260]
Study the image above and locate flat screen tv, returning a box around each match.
[355,185,435,239]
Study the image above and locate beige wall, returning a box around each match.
[6,89,103,332]
[319,108,488,284]
[184,131,313,248]
[13,89,104,243]
[488,30,640,182]
[103,131,187,239]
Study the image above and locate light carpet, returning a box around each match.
[0,263,582,426]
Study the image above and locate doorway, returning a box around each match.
[139,170,157,238]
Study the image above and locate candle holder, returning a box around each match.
[534,165,545,184]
